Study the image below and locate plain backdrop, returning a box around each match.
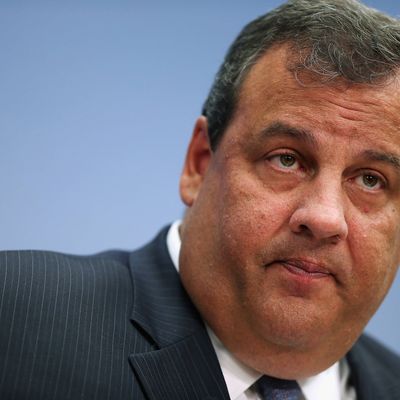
[1,0,399,354]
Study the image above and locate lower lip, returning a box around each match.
[267,262,333,297]
[282,262,330,278]
[276,262,332,284]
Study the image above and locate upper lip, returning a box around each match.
[276,258,332,275]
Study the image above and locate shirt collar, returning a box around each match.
[206,327,262,399]
[166,220,181,271]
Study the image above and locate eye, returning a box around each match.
[354,172,385,191]
[268,152,301,170]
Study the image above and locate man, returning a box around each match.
[1,0,400,399]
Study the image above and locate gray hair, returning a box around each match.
[202,0,400,149]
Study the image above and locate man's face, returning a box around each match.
[179,45,400,378]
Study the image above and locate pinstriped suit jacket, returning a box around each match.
[0,227,399,400]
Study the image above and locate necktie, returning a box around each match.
[256,375,304,400]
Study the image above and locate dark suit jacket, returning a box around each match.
[0,227,399,400]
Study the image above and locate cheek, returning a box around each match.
[216,177,292,259]
[348,211,400,305]
[367,211,400,269]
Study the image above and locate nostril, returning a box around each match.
[299,224,309,233]
[292,223,313,237]
[331,234,341,244]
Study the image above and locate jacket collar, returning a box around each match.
[128,226,230,400]
[128,226,204,348]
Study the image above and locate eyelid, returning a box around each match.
[266,149,299,159]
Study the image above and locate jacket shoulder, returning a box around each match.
[0,248,130,272]
[0,248,150,399]
[0,249,134,310]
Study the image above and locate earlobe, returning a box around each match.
[180,116,212,207]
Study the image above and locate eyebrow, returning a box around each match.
[257,121,318,149]
[363,150,400,171]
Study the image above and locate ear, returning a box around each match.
[180,116,212,207]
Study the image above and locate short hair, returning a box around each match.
[202,0,400,150]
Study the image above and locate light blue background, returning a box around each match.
[1,0,399,354]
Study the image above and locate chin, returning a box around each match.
[251,299,340,351]
[261,321,323,350]
[238,321,345,380]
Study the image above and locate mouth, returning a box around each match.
[275,258,332,279]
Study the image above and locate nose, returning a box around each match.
[289,181,348,243]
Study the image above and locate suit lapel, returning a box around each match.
[130,331,228,400]
[128,227,229,400]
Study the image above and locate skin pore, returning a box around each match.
[178,44,400,379]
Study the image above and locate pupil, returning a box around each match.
[280,155,295,167]
[363,175,378,187]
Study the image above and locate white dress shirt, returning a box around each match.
[166,221,356,400]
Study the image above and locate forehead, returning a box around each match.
[231,45,400,147]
